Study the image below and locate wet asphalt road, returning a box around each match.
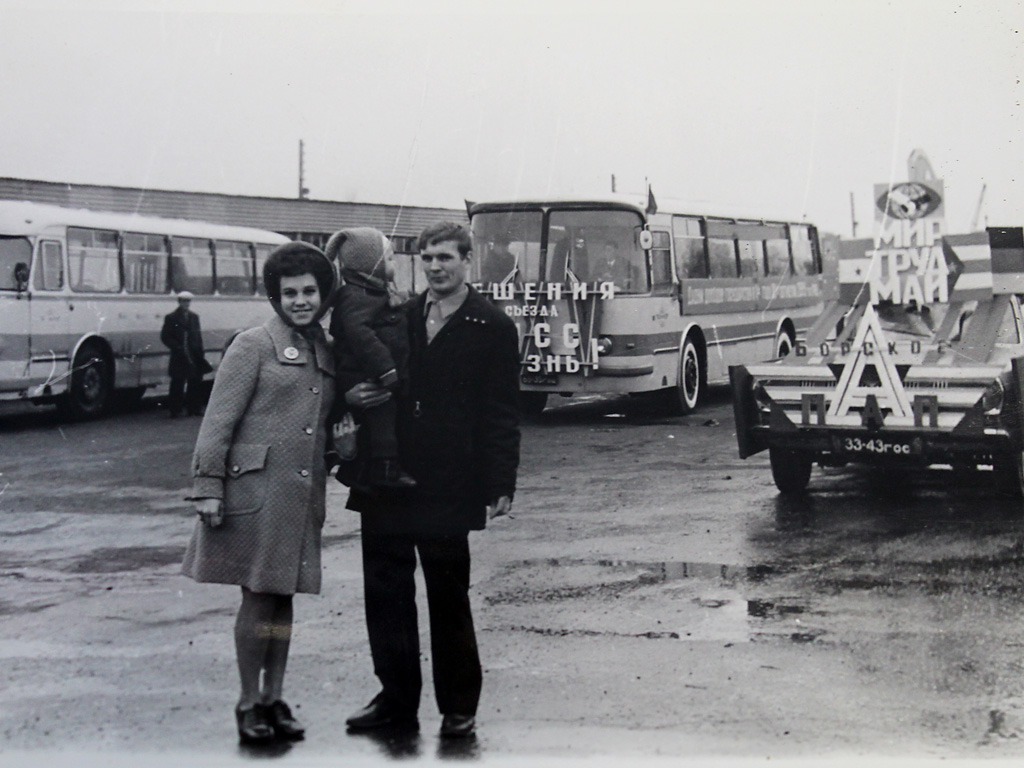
[3,388,1024,766]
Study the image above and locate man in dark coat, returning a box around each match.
[160,291,209,417]
[343,221,521,739]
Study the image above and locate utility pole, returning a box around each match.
[610,174,616,193]
[971,183,987,231]
[849,191,858,238]
[298,140,310,200]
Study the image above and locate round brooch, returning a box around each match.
[284,346,299,360]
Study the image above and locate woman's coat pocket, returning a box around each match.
[223,443,270,515]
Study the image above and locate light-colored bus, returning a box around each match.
[467,194,830,414]
[0,201,290,418]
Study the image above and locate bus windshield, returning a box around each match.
[471,207,648,292]
[548,209,647,292]
[470,210,543,284]
[0,236,32,290]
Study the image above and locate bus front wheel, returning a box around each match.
[60,343,111,419]
[668,335,704,415]
[769,447,813,494]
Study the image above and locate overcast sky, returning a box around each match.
[1,0,1021,236]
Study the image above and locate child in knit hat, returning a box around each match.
[327,227,416,489]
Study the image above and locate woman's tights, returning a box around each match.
[235,588,293,707]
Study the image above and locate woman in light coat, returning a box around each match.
[181,242,337,744]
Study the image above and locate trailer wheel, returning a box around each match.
[998,452,1024,498]
[59,342,111,419]
[770,447,813,494]
[668,334,704,415]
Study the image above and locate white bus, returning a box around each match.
[467,194,830,415]
[0,201,290,418]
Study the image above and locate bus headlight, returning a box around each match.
[596,336,613,355]
[983,378,1005,415]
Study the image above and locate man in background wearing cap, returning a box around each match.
[160,291,210,418]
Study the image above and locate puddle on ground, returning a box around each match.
[507,557,784,584]
[321,531,360,549]
[61,545,186,573]
[746,598,806,619]
[496,558,818,644]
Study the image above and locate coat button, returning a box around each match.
[311,387,320,394]
[304,427,313,435]
[300,469,309,477]
[231,465,240,473]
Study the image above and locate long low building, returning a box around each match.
[0,176,466,255]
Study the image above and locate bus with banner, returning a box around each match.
[0,201,290,418]
[730,221,1024,495]
[466,194,828,415]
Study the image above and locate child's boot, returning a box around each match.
[369,458,418,489]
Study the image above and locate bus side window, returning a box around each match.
[738,240,764,278]
[214,240,255,295]
[708,238,738,279]
[254,243,273,296]
[123,233,169,293]
[765,238,791,276]
[650,231,673,290]
[672,216,706,279]
[35,241,64,290]
[67,227,120,293]
[791,225,816,276]
[171,237,215,295]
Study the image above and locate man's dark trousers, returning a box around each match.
[361,529,481,716]
[168,371,203,416]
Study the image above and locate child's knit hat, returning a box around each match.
[325,227,388,280]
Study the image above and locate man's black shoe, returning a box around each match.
[439,714,475,738]
[346,693,417,731]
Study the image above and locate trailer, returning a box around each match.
[730,226,1024,495]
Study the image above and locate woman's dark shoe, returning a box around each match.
[235,703,275,744]
[265,699,305,740]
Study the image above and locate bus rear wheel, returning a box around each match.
[775,327,795,359]
[668,335,704,415]
[60,343,111,420]
[769,447,813,494]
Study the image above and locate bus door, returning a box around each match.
[28,238,72,395]
[0,234,35,396]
